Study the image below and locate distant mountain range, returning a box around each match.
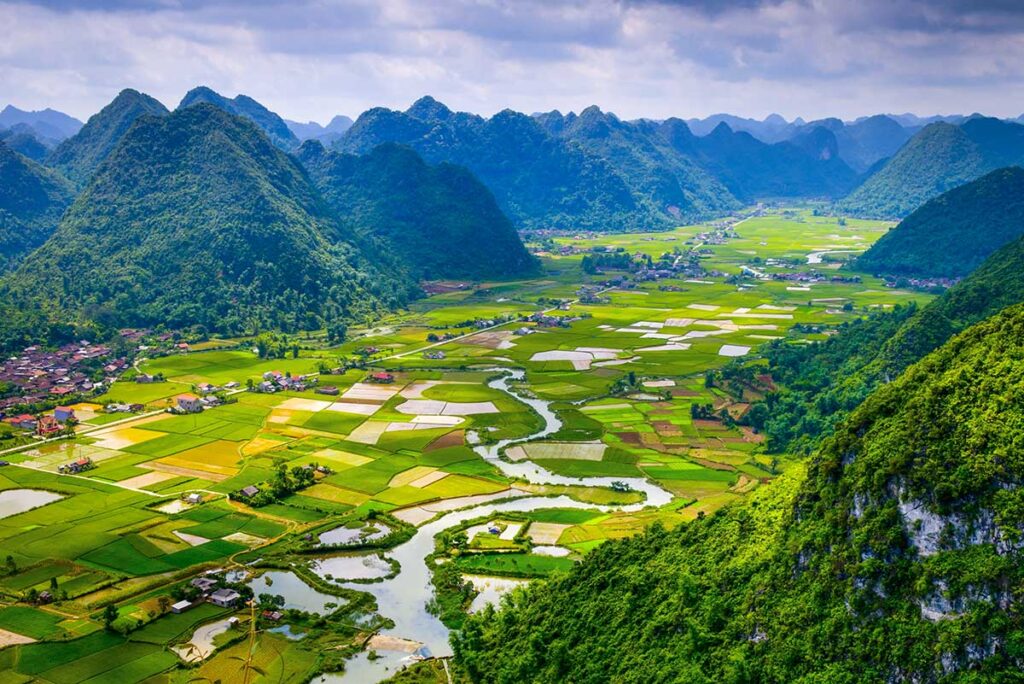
[855,166,1024,278]
[286,115,354,145]
[842,117,1024,217]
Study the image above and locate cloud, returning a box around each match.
[1,0,1022,123]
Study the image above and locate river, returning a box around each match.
[316,369,673,683]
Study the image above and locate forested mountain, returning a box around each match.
[286,115,354,144]
[0,104,82,140]
[338,98,651,231]
[179,86,300,150]
[0,140,74,272]
[0,124,52,161]
[338,97,858,231]
[855,167,1024,277]
[684,112,803,141]
[799,114,912,172]
[455,302,1024,682]
[47,88,168,187]
[298,141,538,280]
[761,225,1024,455]
[0,103,415,346]
[842,117,1024,217]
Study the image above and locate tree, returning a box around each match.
[103,604,119,630]
[328,322,348,344]
[158,596,171,614]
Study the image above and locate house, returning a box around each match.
[135,374,154,384]
[54,407,76,423]
[261,610,283,621]
[315,385,339,396]
[8,414,36,430]
[263,370,284,382]
[59,457,93,474]
[257,381,275,393]
[240,485,260,498]
[208,588,241,608]
[224,382,239,389]
[424,351,445,360]
[191,577,218,594]
[185,493,203,505]
[171,599,194,614]
[369,372,394,384]
[174,393,203,414]
[37,415,63,437]
[196,383,217,395]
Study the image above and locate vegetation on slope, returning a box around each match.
[455,303,1024,683]
[0,103,414,348]
[842,117,1024,218]
[855,167,1024,278]
[47,88,169,187]
[299,141,538,280]
[178,85,300,150]
[0,140,74,272]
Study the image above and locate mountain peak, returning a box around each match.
[177,86,299,150]
[406,95,453,122]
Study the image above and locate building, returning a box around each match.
[54,406,76,423]
[191,577,218,593]
[240,485,260,498]
[315,385,339,396]
[7,414,36,430]
[174,393,203,413]
[208,588,241,608]
[369,372,395,384]
[185,493,203,505]
[36,415,63,437]
[59,457,93,474]
[171,600,194,614]
[196,383,218,395]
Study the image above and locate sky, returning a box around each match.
[2,0,1023,124]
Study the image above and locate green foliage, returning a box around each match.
[0,140,74,272]
[843,118,1024,218]
[300,141,538,279]
[855,167,1024,277]
[178,86,300,150]
[455,304,1024,682]
[0,103,416,344]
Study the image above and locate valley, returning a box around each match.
[0,208,929,682]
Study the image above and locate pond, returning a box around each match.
[318,522,392,547]
[0,489,64,519]
[248,570,347,614]
[465,574,530,613]
[314,553,394,581]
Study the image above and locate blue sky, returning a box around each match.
[2,0,1022,123]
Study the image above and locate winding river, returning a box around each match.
[317,369,673,683]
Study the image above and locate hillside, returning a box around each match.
[179,86,299,150]
[798,115,912,172]
[47,88,168,186]
[0,104,82,140]
[762,223,1024,455]
[455,302,1024,682]
[0,140,75,272]
[855,167,1024,278]
[1,103,414,341]
[843,117,1024,217]
[298,141,538,280]
[287,115,354,144]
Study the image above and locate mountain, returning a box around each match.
[298,141,538,280]
[855,167,1024,278]
[0,141,74,272]
[47,88,169,187]
[842,117,1024,217]
[684,112,804,142]
[1,103,414,340]
[0,124,52,161]
[0,105,83,140]
[338,98,652,231]
[179,86,299,150]
[455,301,1024,682]
[670,120,859,200]
[797,115,912,172]
[338,98,857,231]
[287,115,354,144]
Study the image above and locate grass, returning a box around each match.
[455,553,576,578]
[0,606,67,639]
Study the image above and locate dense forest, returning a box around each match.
[0,103,417,347]
[454,302,1024,682]
[0,140,74,272]
[299,140,538,280]
[855,166,1024,278]
[842,117,1024,218]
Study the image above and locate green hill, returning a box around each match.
[455,302,1024,682]
[855,167,1024,278]
[1,103,414,343]
[47,88,169,187]
[178,86,299,150]
[842,117,1024,218]
[0,140,74,272]
[298,141,538,280]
